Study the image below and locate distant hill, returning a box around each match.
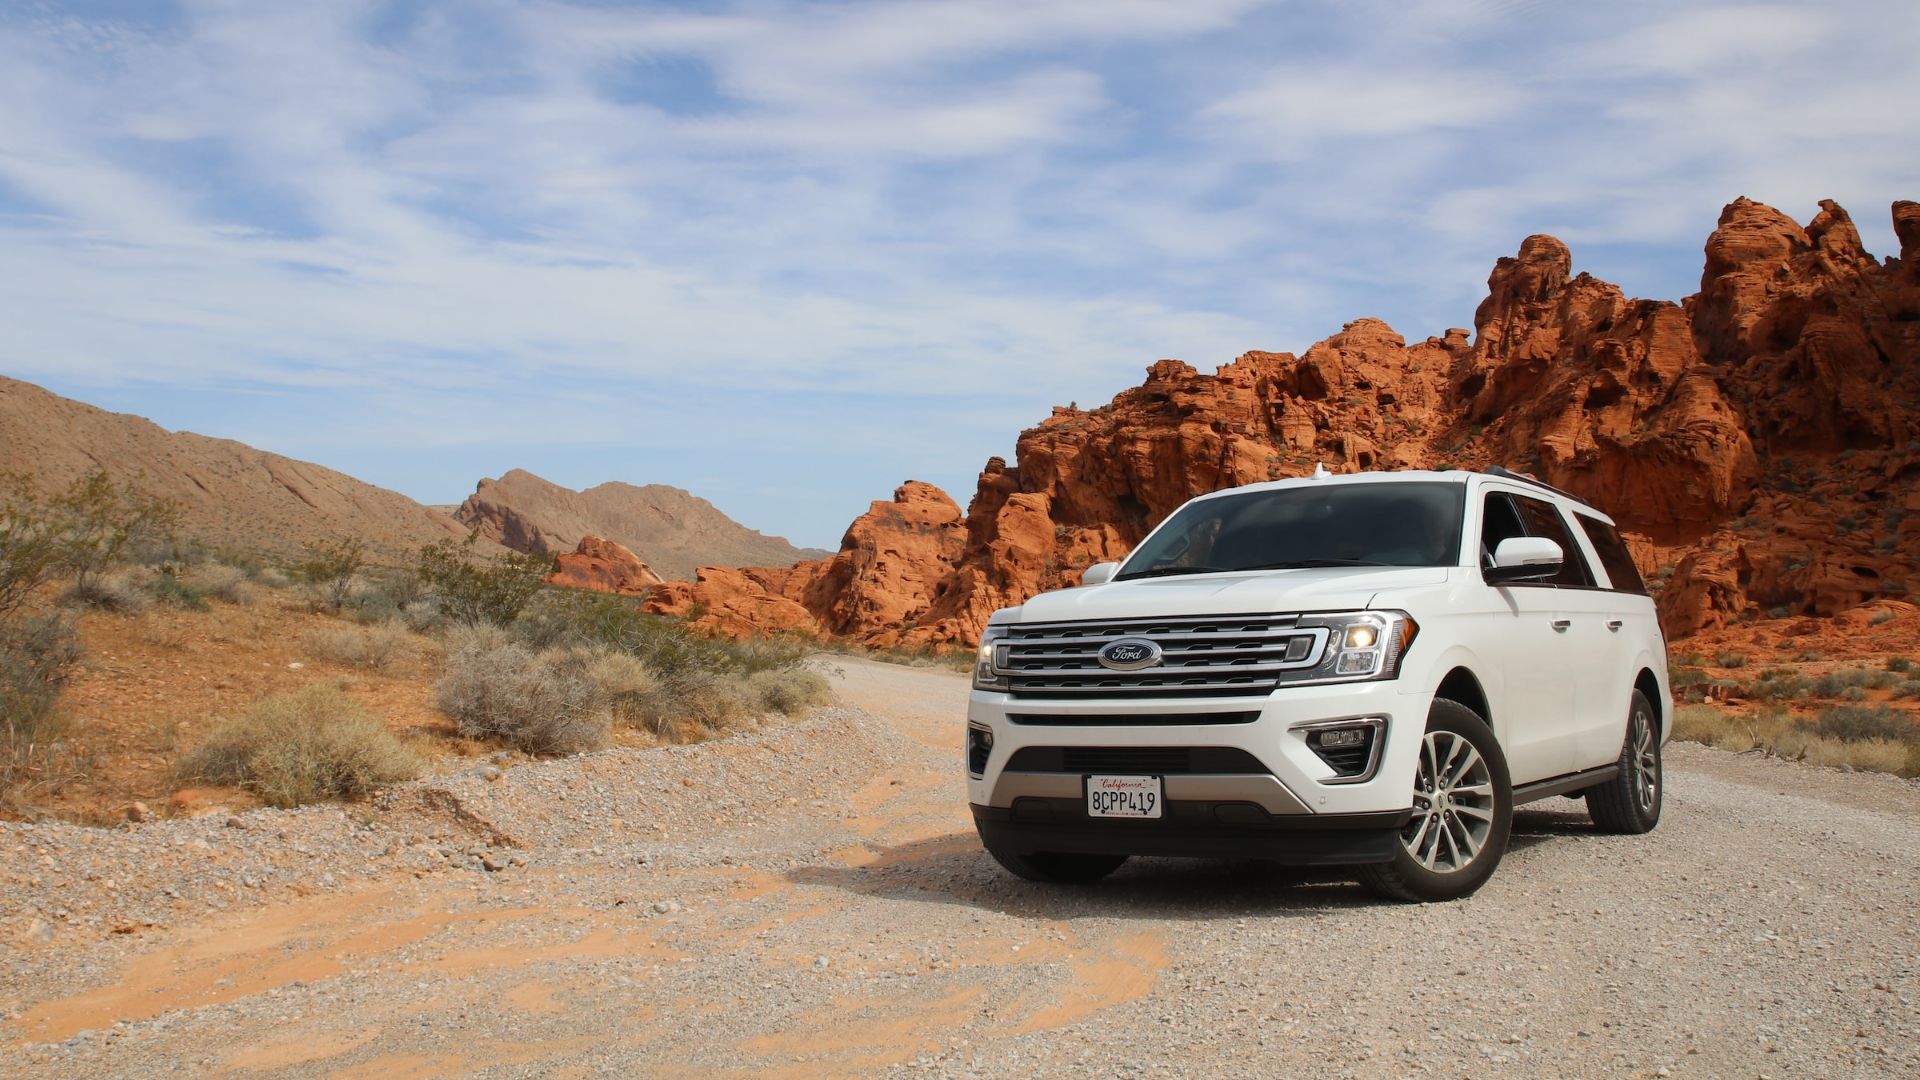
[0,375,483,560]
[454,469,828,581]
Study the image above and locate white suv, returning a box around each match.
[966,467,1670,902]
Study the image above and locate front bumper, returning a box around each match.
[967,677,1427,823]
[972,803,1410,865]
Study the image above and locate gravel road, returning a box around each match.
[4,656,1918,1078]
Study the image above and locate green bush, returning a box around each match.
[1807,705,1919,744]
[1889,657,1914,674]
[1715,651,1748,669]
[148,569,208,610]
[63,567,153,613]
[417,538,549,627]
[296,537,366,614]
[180,684,418,807]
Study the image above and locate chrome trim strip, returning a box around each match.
[986,771,1313,815]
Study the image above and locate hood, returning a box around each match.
[1004,566,1453,624]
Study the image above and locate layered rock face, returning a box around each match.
[632,198,1920,644]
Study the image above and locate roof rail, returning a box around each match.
[1484,465,1593,507]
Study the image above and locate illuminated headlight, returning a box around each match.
[973,625,1010,692]
[1297,610,1418,683]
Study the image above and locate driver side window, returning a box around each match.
[1478,493,1528,568]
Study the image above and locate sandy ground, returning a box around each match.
[4,657,1919,1077]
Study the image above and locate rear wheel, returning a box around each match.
[1586,689,1662,834]
[1357,699,1513,902]
[980,836,1128,884]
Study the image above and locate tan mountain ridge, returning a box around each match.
[454,468,829,582]
[0,375,482,560]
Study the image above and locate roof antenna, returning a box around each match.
[1312,462,1330,479]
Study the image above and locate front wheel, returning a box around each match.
[1357,699,1513,903]
[1585,689,1662,834]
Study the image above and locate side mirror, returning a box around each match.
[1485,537,1562,584]
[1081,561,1119,587]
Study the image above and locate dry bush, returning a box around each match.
[434,631,610,755]
[255,567,292,589]
[745,667,834,716]
[185,563,255,605]
[625,670,753,744]
[1670,703,1730,745]
[582,648,657,726]
[180,684,418,807]
[62,566,152,613]
[1,614,83,794]
[1797,737,1910,773]
[303,621,413,672]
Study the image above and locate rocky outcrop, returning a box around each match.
[546,536,662,596]
[455,469,828,581]
[655,197,1920,645]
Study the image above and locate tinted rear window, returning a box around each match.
[1574,514,1648,594]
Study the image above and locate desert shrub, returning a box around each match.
[626,669,753,743]
[1746,669,1811,703]
[580,648,657,725]
[62,566,152,613]
[1889,657,1914,674]
[1868,609,1898,626]
[1899,678,1920,700]
[745,667,833,715]
[42,469,181,594]
[1670,665,1711,703]
[147,569,208,611]
[304,621,413,671]
[180,684,418,807]
[0,614,83,790]
[1715,651,1748,669]
[417,538,549,627]
[185,563,255,605]
[434,629,610,755]
[1810,669,1875,698]
[296,537,366,614]
[511,589,811,678]
[1807,704,1919,744]
[1797,737,1911,774]
[255,567,292,589]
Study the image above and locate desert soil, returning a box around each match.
[4,657,1919,1078]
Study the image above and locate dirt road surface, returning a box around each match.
[4,658,1919,1077]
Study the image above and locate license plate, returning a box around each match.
[1086,775,1163,819]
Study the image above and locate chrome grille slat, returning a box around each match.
[1002,615,1327,700]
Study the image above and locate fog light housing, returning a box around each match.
[967,725,994,775]
[1293,717,1387,783]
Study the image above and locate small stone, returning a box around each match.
[225,817,245,829]
[125,802,151,823]
[652,899,680,914]
[478,765,502,782]
[287,662,304,670]
[814,955,831,970]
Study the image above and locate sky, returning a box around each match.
[2,0,1916,550]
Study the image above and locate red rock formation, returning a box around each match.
[669,197,1920,646]
[546,535,663,596]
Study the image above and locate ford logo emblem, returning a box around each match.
[1098,637,1164,671]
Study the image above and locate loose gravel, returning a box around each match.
[3,657,1917,1078]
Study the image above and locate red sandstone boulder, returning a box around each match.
[546,535,663,596]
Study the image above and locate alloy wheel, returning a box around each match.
[1402,730,1497,873]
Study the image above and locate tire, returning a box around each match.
[980,836,1128,884]
[1357,698,1513,903]
[1586,689,1663,834]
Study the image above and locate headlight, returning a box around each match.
[1293,610,1418,683]
[973,625,1010,691]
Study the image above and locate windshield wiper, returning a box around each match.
[1113,565,1228,581]
[1234,558,1392,570]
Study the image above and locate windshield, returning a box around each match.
[1116,481,1465,580]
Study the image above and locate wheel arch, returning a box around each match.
[1434,666,1492,728]
[1634,666,1665,740]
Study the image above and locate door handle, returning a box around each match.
[1606,619,1623,632]
[1551,619,1570,632]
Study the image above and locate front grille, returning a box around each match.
[1007,711,1260,726]
[1000,614,1325,699]
[1004,746,1271,775]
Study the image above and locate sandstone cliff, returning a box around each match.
[642,197,1920,645]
